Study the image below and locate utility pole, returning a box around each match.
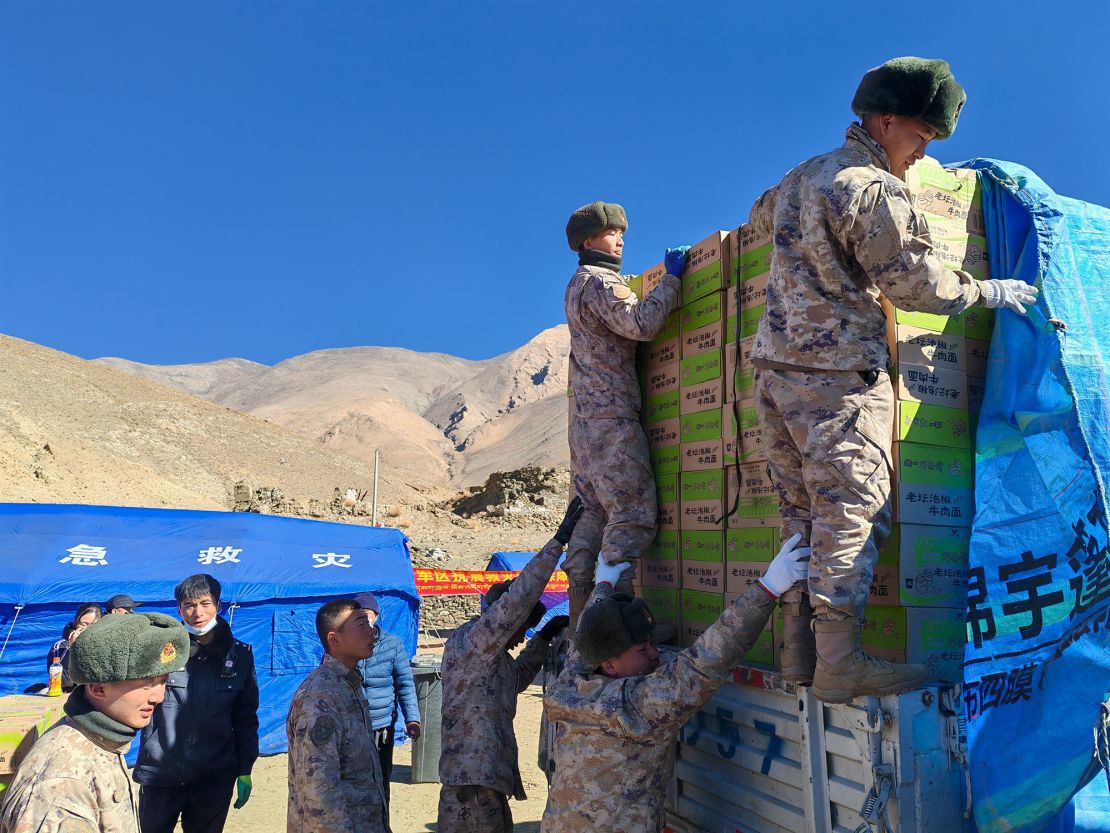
[371,448,380,526]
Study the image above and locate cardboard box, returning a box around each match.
[722,404,739,465]
[928,231,990,280]
[726,526,778,563]
[723,343,738,404]
[862,605,967,682]
[727,227,740,286]
[965,338,990,377]
[680,408,724,471]
[905,158,985,236]
[644,311,681,369]
[725,559,767,595]
[642,361,680,398]
[643,540,680,589]
[644,417,680,450]
[725,465,781,529]
[878,523,969,608]
[682,231,731,305]
[681,291,726,357]
[649,444,680,475]
[679,468,725,531]
[737,402,766,462]
[641,586,680,633]
[641,262,667,296]
[681,589,724,647]
[735,224,773,288]
[894,362,968,410]
[681,530,725,563]
[724,285,739,343]
[643,389,680,425]
[626,273,643,299]
[895,400,972,449]
[968,375,985,416]
[893,442,973,527]
[680,351,725,414]
[682,559,726,592]
[735,336,756,401]
[734,461,779,523]
[739,304,764,339]
[960,305,995,342]
[0,697,64,776]
[881,296,962,337]
[646,529,679,560]
[656,471,679,532]
[888,324,967,373]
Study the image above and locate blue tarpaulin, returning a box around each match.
[486,550,568,612]
[0,503,420,757]
[953,160,1110,833]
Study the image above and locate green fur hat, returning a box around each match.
[852,57,966,140]
[68,612,189,685]
[566,201,628,251]
[576,593,666,670]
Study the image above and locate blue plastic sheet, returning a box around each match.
[951,160,1110,833]
[0,503,420,756]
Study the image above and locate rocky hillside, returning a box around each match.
[97,325,572,487]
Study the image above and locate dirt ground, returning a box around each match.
[222,684,550,833]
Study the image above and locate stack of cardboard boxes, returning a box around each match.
[632,158,988,681]
[866,157,990,681]
[0,696,63,791]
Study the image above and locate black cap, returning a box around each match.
[105,593,142,611]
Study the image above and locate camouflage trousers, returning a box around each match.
[564,416,656,592]
[754,366,894,619]
[437,785,512,833]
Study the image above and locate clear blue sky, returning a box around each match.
[2,1,1107,365]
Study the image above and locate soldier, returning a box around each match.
[0,612,190,833]
[541,540,810,833]
[286,598,389,833]
[749,57,1039,702]
[564,200,690,626]
[437,498,583,833]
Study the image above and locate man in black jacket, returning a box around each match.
[134,573,260,833]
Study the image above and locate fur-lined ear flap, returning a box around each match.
[851,57,966,140]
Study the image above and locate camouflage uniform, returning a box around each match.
[0,718,138,833]
[564,263,682,593]
[286,654,389,833]
[437,538,564,833]
[540,582,776,833]
[751,123,981,618]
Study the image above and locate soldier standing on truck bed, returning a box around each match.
[435,498,582,833]
[563,200,690,628]
[540,539,809,833]
[749,56,1039,702]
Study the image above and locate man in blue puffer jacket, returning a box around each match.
[356,592,420,806]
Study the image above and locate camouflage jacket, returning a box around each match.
[751,123,982,371]
[566,263,681,419]
[0,718,137,833]
[540,583,775,833]
[286,654,389,833]
[439,538,563,798]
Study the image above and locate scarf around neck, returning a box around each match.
[65,686,137,746]
[578,249,622,273]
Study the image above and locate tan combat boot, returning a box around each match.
[811,617,928,704]
[779,586,816,685]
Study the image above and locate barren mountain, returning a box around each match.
[96,326,572,486]
[0,333,423,511]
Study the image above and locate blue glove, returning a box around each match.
[664,245,691,278]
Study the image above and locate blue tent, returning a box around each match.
[0,503,419,756]
[951,160,1110,833]
[486,551,568,612]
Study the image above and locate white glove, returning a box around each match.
[594,554,632,588]
[757,533,812,598]
[979,279,1039,315]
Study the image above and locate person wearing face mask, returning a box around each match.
[747,57,1039,703]
[133,574,259,833]
[436,498,583,833]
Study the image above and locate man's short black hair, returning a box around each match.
[316,599,361,654]
[174,573,222,605]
